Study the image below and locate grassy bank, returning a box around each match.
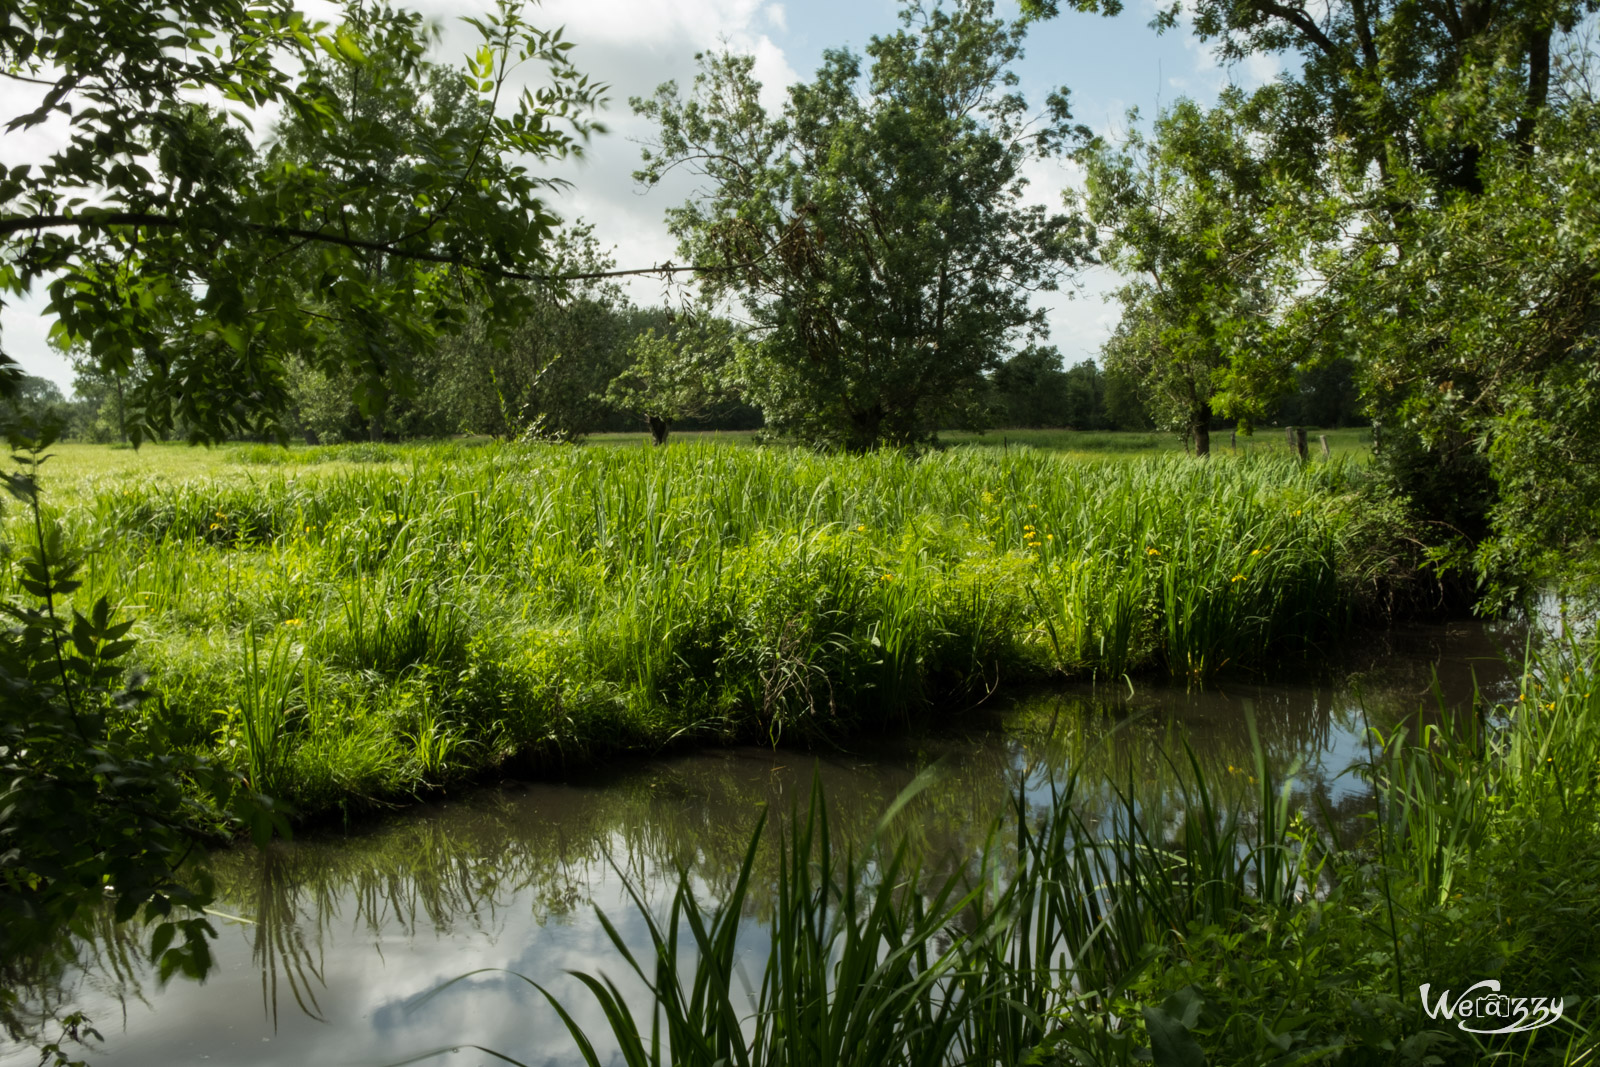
[10,440,1403,821]
[518,640,1600,1066]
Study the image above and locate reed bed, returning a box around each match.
[10,441,1399,818]
[471,639,1600,1067]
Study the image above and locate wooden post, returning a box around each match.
[1319,434,1330,460]
[1285,425,1295,452]
[1230,428,1237,451]
[1295,427,1309,462]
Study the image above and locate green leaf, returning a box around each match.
[1143,1005,1207,1067]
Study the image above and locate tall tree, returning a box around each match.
[1081,91,1296,454]
[1,0,606,442]
[605,316,735,445]
[426,225,635,440]
[633,0,1092,450]
[1034,0,1600,599]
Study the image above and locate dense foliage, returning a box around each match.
[5,441,1395,820]
[0,424,280,1049]
[1034,0,1600,598]
[0,0,603,443]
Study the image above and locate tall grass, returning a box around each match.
[11,441,1404,819]
[442,639,1599,1067]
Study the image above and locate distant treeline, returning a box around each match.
[986,347,1366,433]
[20,331,1364,445]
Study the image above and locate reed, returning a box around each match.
[470,648,1600,1067]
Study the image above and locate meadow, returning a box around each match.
[8,436,1403,821]
[585,425,1376,460]
[10,434,1599,1066]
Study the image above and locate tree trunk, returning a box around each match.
[1191,405,1211,457]
[647,414,670,446]
[114,375,127,443]
[847,404,884,453]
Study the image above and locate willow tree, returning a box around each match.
[633,0,1091,451]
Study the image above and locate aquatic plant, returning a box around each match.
[456,653,1600,1066]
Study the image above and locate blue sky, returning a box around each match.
[0,0,1285,394]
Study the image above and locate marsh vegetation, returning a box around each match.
[8,440,1397,819]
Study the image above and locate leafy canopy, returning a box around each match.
[633,0,1092,451]
[0,0,606,443]
[1082,90,1308,451]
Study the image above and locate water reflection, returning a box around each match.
[0,621,1523,1067]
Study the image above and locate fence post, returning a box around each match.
[1295,427,1309,462]
[1319,434,1330,460]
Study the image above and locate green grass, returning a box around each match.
[10,439,1406,821]
[580,425,1376,461]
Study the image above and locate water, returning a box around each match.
[2,620,1524,1067]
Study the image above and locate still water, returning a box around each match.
[3,621,1522,1067]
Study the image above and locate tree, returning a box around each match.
[990,345,1071,427]
[1081,92,1296,454]
[1,0,606,443]
[1031,0,1600,599]
[1026,0,1589,182]
[633,0,1092,451]
[424,225,636,440]
[1340,64,1600,601]
[605,317,734,445]
[1275,357,1363,428]
[0,0,603,1035]
[0,376,66,425]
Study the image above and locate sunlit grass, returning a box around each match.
[11,440,1405,821]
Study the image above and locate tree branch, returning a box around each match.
[0,211,730,284]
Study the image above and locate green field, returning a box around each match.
[12,437,1399,820]
[582,425,1376,460]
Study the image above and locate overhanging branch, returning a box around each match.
[0,211,729,284]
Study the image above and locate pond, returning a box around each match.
[2,620,1523,1067]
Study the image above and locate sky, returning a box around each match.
[0,0,1284,395]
